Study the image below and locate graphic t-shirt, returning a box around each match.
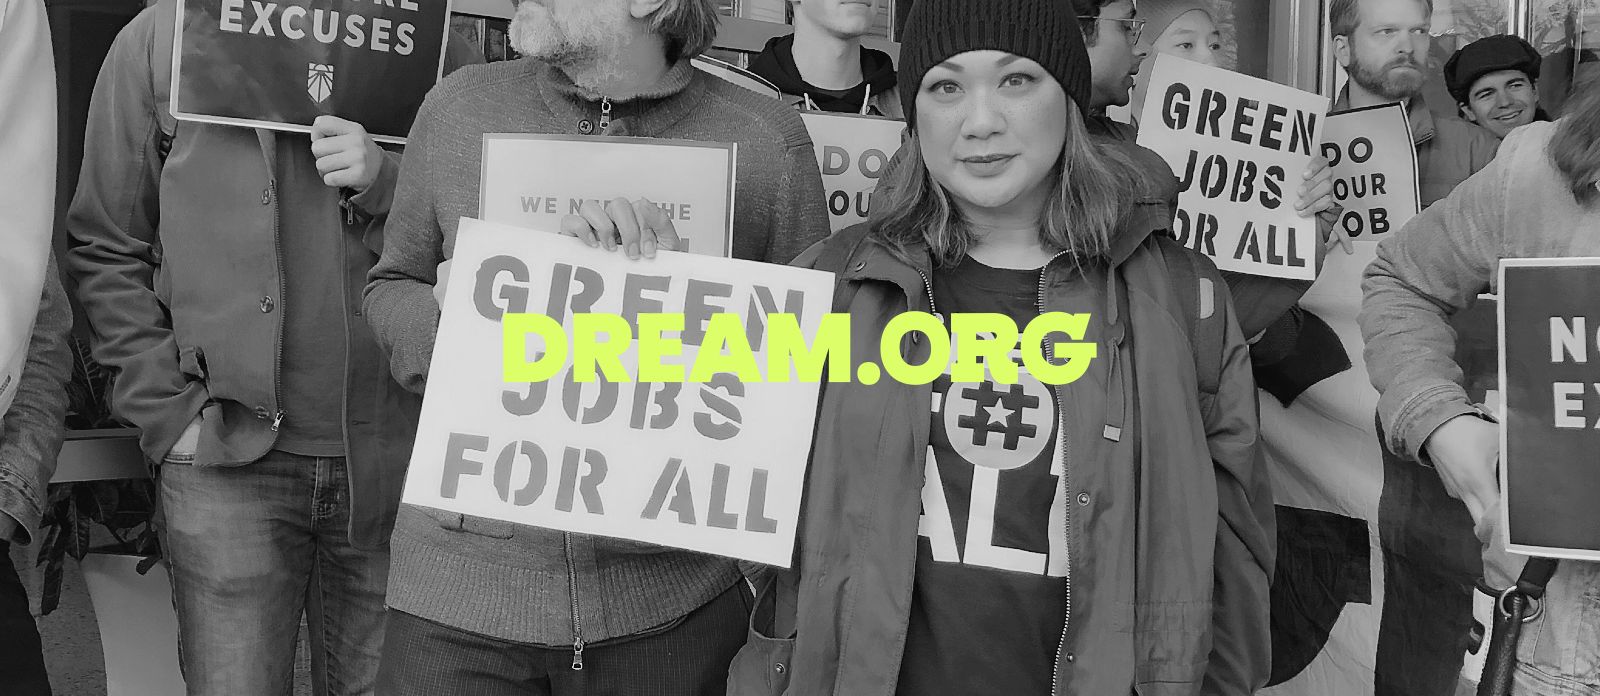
[895,256,1074,696]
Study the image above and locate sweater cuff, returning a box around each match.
[1393,383,1478,464]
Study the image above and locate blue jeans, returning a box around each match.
[158,451,389,696]
[1514,561,1600,695]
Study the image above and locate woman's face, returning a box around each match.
[1147,10,1222,68]
[915,51,1067,219]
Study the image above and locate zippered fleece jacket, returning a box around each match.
[364,58,831,644]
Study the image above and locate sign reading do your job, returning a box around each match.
[1137,54,1329,280]
[172,0,453,143]
[401,218,832,566]
[800,112,905,231]
[480,134,738,258]
[1321,103,1419,241]
[1499,258,1600,561]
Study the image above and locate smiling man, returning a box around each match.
[1445,34,1550,140]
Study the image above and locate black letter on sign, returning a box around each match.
[494,440,548,506]
[440,432,489,499]
[556,447,607,514]
[474,256,529,321]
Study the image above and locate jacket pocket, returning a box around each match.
[177,345,207,382]
[421,506,515,540]
[726,575,794,696]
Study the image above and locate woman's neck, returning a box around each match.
[966,223,1054,270]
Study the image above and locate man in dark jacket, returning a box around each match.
[65,1,477,693]
[1444,35,1552,140]
[749,0,903,117]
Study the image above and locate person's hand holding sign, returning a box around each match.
[1296,154,1352,255]
[310,115,384,193]
[562,198,681,260]
[1422,413,1502,535]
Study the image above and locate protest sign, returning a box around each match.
[1320,104,1419,242]
[1498,258,1600,561]
[479,135,738,258]
[171,0,453,143]
[400,217,832,566]
[1136,54,1328,279]
[0,0,56,417]
[799,112,905,231]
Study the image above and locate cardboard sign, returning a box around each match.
[1321,104,1419,242]
[401,218,832,566]
[1498,258,1600,561]
[171,0,453,144]
[479,134,738,258]
[799,112,905,231]
[1136,54,1329,280]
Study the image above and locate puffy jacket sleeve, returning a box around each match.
[1359,126,1520,462]
[1201,277,1274,696]
[64,4,210,464]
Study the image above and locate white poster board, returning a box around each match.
[479,134,738,258]
[1136,54,1328,280]
[401,218,833,566]
[1321,103,1419,243]
[799,112,905,231]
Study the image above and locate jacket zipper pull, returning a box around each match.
[571,639,585,671]
[599,97,612,134]
[270,410,285,432]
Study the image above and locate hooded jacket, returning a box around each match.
[750,35,905,118]
[726,219,1274,696]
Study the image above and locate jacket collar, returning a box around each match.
[1333,85,1436,147]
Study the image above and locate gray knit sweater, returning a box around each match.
[363,57,830,645]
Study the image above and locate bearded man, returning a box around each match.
[1329,0,1499,207]
[364,0,830,693]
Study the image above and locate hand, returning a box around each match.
[166,414,203,462]
[310,116,383,193]
[560,198,680,260]
[1421,414,1501,530]
[1295,154,1335,218]
[434,259,452,307]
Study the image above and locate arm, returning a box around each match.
[64,7,208,464]
[762,129,833,265]
[363,94,445,395]
[1359,133,1512,463]
[1200,286,1274,696]
[0,260,73,545]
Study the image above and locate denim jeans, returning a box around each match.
[158,451,389,696]
[1513,561,1600,695]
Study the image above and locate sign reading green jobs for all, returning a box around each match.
[171,0,454,143]
[401,218,833,566]
[1499,258,1600,561]
[1137,54,1329,280]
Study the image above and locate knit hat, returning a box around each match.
[897,0,1091,125]
[1134,0,1216,48]
[1444,35,1542,105]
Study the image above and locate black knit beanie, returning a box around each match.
[897,0,1092,126]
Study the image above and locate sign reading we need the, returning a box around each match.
[799,112,905,231]
[479,134,738,258]
[401,218,831,566]
[1499,258,1600,561]
[171,0,452,143]
[1136,54,1328,280]
[1321,103,1419,242]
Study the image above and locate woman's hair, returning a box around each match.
[1551,85,1600,206]
[870,104,1140,268]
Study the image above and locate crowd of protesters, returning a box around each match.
[1,0,1598,694]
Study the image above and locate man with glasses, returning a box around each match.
[1077,0,1146,140]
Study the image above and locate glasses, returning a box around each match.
[1079,16,1146,44]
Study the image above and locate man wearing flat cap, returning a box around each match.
[1446,34,1551,140]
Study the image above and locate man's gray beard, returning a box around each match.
[509,6,598,66]
[1348,57,1425,102]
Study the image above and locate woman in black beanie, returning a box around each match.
[725,0,1273,694]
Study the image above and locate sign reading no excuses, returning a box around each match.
[401,218,832,566]
[799,113,905,232]
[1499,258,1600,561]
[172,0,453,143]
[1136,54,1328,280]
[1320,104,1419,241]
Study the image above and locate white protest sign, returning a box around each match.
[1136,54,1328,280]
[1320,104,1419,243]
[799,112,905,231]
[479,135,738,258]
[402,218,832,566]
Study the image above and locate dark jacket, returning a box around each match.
[727,221,1274,695]
[64,0,442,547]
[750,34,905,118]
[1332,90,1500,209]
